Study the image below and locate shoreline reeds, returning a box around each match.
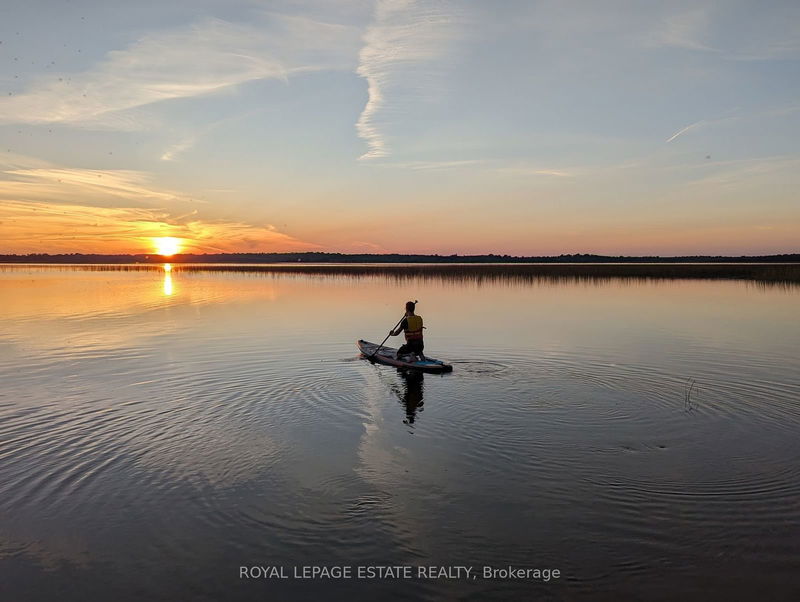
[2,262,799,285]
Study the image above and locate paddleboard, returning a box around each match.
[357,340,453,373]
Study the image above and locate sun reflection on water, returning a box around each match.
[163,263,173,296]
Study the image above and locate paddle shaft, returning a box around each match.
[369,300,418,359]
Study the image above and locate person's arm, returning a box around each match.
[390,318,408,336]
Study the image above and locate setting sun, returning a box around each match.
[153,237,181,256]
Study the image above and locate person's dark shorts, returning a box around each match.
[397,339,424,356]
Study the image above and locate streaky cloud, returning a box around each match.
[0,14,359,128]
[390,159,486,170]
[3,168,186,203]
[647,6,716,52]
[493,166,574,178]
[666,120,707,143]
[0,158,319,253]
[160,106,271,161]
[356,0,460,160]
[0,199,318,254]
[664,108,780,144]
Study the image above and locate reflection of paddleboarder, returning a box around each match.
[398,370,424,424]
[388,301,426,361]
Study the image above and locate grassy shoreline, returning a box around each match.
[3,262,799,284]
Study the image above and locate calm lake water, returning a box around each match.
[1,265,799,601]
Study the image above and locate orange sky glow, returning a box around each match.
[0,2,798,256]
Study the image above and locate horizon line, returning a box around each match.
[1,251,799,261]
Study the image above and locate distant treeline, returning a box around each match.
[1,252,799,264]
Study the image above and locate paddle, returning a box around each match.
[368,300,418,361]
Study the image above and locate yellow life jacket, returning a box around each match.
[405,315,423,341]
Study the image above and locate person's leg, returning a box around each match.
[398,340,425,361]
[409,340,424,361]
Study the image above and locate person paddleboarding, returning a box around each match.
[388,301,426,361]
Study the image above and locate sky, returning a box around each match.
[0,0,798,256]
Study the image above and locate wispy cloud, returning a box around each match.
[377,156,576,176]
[160,139,197,162]
[666,120,708,143]
[664,107,787,143]
[356,0,460,160]
[2,168,187,203]
[389,159,486,170]
[0,199,318,253]
[646,6,716,52]
[681,155,800,188]
[641,3,800,61]
[0,15,359,128]
[160,105,271,161]
[493,166,574,178]
[0,158,318,253]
